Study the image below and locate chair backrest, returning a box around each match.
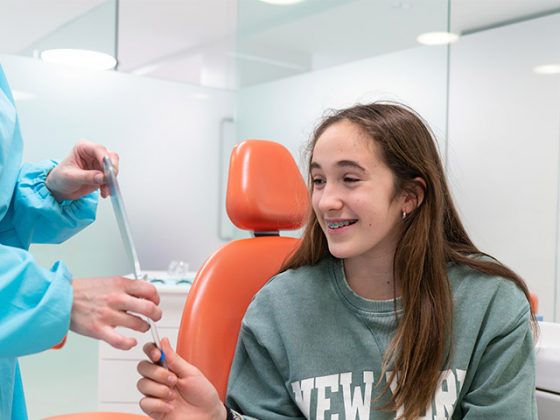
[176,139,309,400]
[43,413,148,420]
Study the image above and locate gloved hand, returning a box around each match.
[71,276,162,350]
[45,139,119,201]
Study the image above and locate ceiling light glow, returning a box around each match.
[533,64,560,75]
[40,49,117,71]
[417,32,459,46]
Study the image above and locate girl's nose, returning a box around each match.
[317,183,343,212]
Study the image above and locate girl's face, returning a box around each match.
[311,120,407,262]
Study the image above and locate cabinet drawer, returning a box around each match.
[98,359,143,402]
[158,291,189,328]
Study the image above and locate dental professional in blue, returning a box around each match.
[137,102,537,419]
[0,66,162,419]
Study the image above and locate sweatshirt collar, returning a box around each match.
[329,257,403,315]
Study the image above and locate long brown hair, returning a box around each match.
[282,102,535,419]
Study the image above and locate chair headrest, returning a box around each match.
[226,140,309,232]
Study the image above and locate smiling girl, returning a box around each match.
[137,102,537,419]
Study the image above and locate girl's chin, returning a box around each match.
[327,245,357,260]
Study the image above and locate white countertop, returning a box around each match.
[126,270,195,294]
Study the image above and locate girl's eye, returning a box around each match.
[312,177,325,187]
[344,177,360,183]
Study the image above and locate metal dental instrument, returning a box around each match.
[102,155,166,367]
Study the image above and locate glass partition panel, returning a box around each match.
[233,0,451,239]
[0,1,236,413]
[236,0,450,87]
[3,50,235,418]
[447,12,560,322]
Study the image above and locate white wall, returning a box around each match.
[447,13,560,322]
[2,54,234,418]
[237,45,449,163]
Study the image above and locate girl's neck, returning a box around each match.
[343,254,401,300]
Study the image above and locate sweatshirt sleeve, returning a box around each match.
[226,313,306,419]
[0,160,98,248]
[0,244,73,358]
[458,283,537,419]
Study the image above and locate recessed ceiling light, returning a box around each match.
[259,0,305,5]
[40,49,117,71]
[417,32,459,46]
[533,64,560,75]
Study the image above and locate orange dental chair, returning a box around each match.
[176,139,309,400]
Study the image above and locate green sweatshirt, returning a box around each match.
[226,257,537,419]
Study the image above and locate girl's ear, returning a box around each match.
[403,177,426,213]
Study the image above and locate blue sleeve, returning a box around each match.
[0,66,84,359]
[0,160,98,248]
[0,245,73,357]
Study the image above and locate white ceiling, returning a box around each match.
[1,0,559,89]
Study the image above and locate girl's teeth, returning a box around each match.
[328,221,354,229]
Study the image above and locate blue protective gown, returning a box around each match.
[0,66,98,419]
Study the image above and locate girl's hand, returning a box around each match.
[137,338,227,420]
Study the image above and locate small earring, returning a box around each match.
[402,211,407,220]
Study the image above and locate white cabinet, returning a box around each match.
[97,272,192,413]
